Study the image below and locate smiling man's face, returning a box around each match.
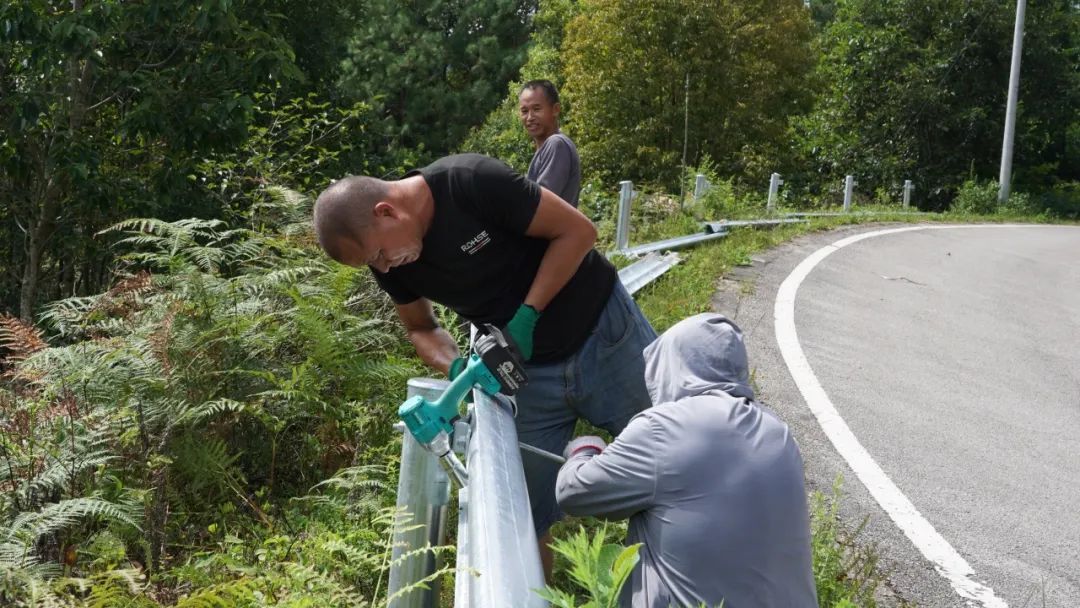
[518,86,560,143]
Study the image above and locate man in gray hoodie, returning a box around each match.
[555,313,817,608]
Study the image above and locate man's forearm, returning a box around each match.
[524,230,593,311]
[407,327,461,374]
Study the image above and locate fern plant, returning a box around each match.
[1,196,412,593]
[536,524,641,608]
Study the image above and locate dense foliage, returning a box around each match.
[562,0,817,189]
[796,0,1080,209]
[338,0,538,158]
[1,199,422,605]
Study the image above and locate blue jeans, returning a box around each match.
[516,281,657,536]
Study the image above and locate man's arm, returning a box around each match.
[556,414,658,520]
[395,298,460,374]
[521,187,596,312]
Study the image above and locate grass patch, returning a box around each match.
[812,478,898,608]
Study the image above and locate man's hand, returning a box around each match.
[563,435,607,460]
[506,303,540,361]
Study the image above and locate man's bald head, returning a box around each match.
[313,176,390,261]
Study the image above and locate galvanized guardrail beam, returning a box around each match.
[783,211,928,218]
[703,218,808,234]
[618,230,729,257]
[456,391,547,607]
[618,252,681,295]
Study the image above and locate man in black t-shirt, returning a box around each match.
[312,153,656,576]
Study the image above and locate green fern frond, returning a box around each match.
[37,296,102,336]
[222,238,266,265]
[6,496,142,545]
[258,265,324,289]
[24,446,115,500]
[261,185,310,210]
[114,234,169,249]
[176,399,247,427]
[383,564,454,606]
[0,563,69,608]
[279,562,370,607]
[307,465,387,494]
[56,568,148,608]
[96,218,175,238]
[173,576,259,608]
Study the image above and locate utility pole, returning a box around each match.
[998,0,1026,203]
[680,71,690,206]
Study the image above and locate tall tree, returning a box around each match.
[561,0,817,188]
[0,0,302,320]
[338,0,538,161]
[460,0,578,172]
[799,0,1080,209]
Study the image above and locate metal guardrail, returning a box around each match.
[783,210,929,218]
[618,252,681,295]
[703,218,808,233]
[389,250,688,606]
[391,383,545,608]
[618,229,729,257]
[388,379,452,608]
[455,392,546,607]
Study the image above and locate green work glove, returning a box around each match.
[505,304,540,361]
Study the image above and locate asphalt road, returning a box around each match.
[719,224,1080,607]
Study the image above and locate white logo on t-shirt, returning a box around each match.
[460,230,491,255]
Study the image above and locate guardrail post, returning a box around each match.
[903,180,914,208]
[388,378,452,608]
[693,174,710,202]
[616,180,634,251]
[843,175,855,212]
[766,173,783,214]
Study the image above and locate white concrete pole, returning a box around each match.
[998,0,1026,203]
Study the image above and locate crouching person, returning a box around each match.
[555,313,817,608]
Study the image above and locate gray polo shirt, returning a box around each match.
[527,132,581,207]
[556,314,817,608]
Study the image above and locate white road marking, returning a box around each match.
[772,225,1050,608]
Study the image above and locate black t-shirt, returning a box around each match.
[372,154,617,364]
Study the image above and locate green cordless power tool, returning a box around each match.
[398,324,528,486]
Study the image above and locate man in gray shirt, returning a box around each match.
[556,313,817,608]
[519,79,581,207]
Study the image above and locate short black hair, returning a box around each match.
[313,176,388,261]
[520,79,560,105]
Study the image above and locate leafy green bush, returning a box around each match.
[1035,181,1080,219]
[683,157,760,220]
[951,179,1039,216]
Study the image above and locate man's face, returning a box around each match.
[518,87,560,142]
[337,207,423,273]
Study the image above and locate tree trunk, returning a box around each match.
[19,186,60,322]
[19,226,43,322]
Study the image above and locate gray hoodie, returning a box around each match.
[555,314,817,608]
